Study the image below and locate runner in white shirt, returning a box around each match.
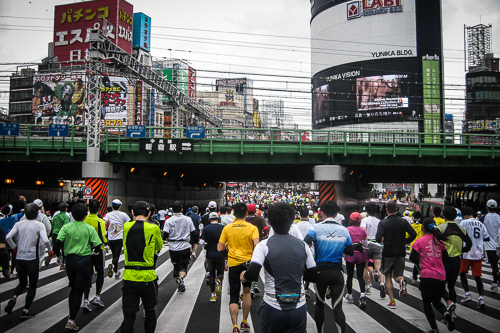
[360,202,384,295]
[296,207,312,239]
[308,210,317,225]
[157,208,167,231]
[103,199,130,279]
[459,206,490,309]
[20,199,51,267]
[5,203,52,319]
[483,199,500,292]
[268,223,302,239]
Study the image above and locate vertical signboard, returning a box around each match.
[422,57,441,143]
[101,76,132,130]
[132,12,151,52]
[150,88,155,137]
[53,0,133,64]
[188,66,196,100]
[135,80,143,125]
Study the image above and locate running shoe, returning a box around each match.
[253,286,261,294]
[44,254,53,266]
[65,321,79,331]
[380,284,386,299]
[345,294,354,304]
[5,298,16,314]
[305,291,310,299]
[477,297,485,309]
[359,296,367,309]
[411,277,418,285]
[446,300,456,312]
[451,310,457,320]
[206,272,210,285]
[56,256,63,266]
[387,300,396,309]
[365,284,372,294]
[251,290,255,299]
[427,329,439,333]
[240,321,251,333]
[490,284,498,293]
[176,277,186,292]
[81,301,92,312]
[444,311,455,331]
[325,286,331,299]
[233,327,240,333]
[91,297,105,308]
[399,279,408,298]
[216,279,222,295]
[115,271,121,279]
[60,264,66,271]
[20,310,36,319]
[373,270,380,282]
[461,294,472,303]
[210,293,217,303]
[190,252,197,260]
[107,264,113,278]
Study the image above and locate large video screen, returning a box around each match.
[356,75,409,111]
[312,58,422,128]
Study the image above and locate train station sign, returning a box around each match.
[140,138,193,152]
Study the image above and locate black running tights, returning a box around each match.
[345,261,365,294]
[460,273,483,295]
[419,278,447,330]
[108,240,123,273]
[69,287,84,320]
[121,309,156,333]
[14,259,39,310]
[314,269,346,333]
[207,258,224,293]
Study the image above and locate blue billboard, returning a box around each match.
[133,13,151,52]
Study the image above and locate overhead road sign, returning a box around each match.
[186,126,205,139]
[140,138,193,152]
[126,125,146,138]
[0,123,19,136]
[48,124,69,137]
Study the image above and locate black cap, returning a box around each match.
[59,202,69,210]
[132,201,150,212]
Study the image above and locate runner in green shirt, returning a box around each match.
[52,202,69,270]
[82,199,108,312]
[54,203,102,331]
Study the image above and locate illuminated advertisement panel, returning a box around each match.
[100,75,134,129]
[53,0,133,64]
[32,72,86,126]
[312,59,421,127]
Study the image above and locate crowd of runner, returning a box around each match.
[0,192,499,333]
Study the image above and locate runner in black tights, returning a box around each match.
[304,201,354,333]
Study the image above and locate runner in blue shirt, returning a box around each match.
[304,201,353,333]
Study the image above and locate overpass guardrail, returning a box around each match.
[0,124,499,161]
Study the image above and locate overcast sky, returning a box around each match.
[0,0,499,129]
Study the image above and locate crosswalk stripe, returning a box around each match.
[78,250,174,333]
[1,245,499,333]
[156,250,207,331]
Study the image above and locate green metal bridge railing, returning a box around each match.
[1,124,499,161]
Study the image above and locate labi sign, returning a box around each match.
[347,0,403,20]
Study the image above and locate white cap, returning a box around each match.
[209,212,219,220]
[309,210,313,215]
[112,199,122,205]
[404,211,410,216]
[33,199,43,208]
[208,201,217,209]
[487,199,497,208]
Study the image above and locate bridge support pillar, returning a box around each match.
[82,161,113,216]
[314,165,345,206]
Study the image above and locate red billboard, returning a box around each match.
[53,0,133,65]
